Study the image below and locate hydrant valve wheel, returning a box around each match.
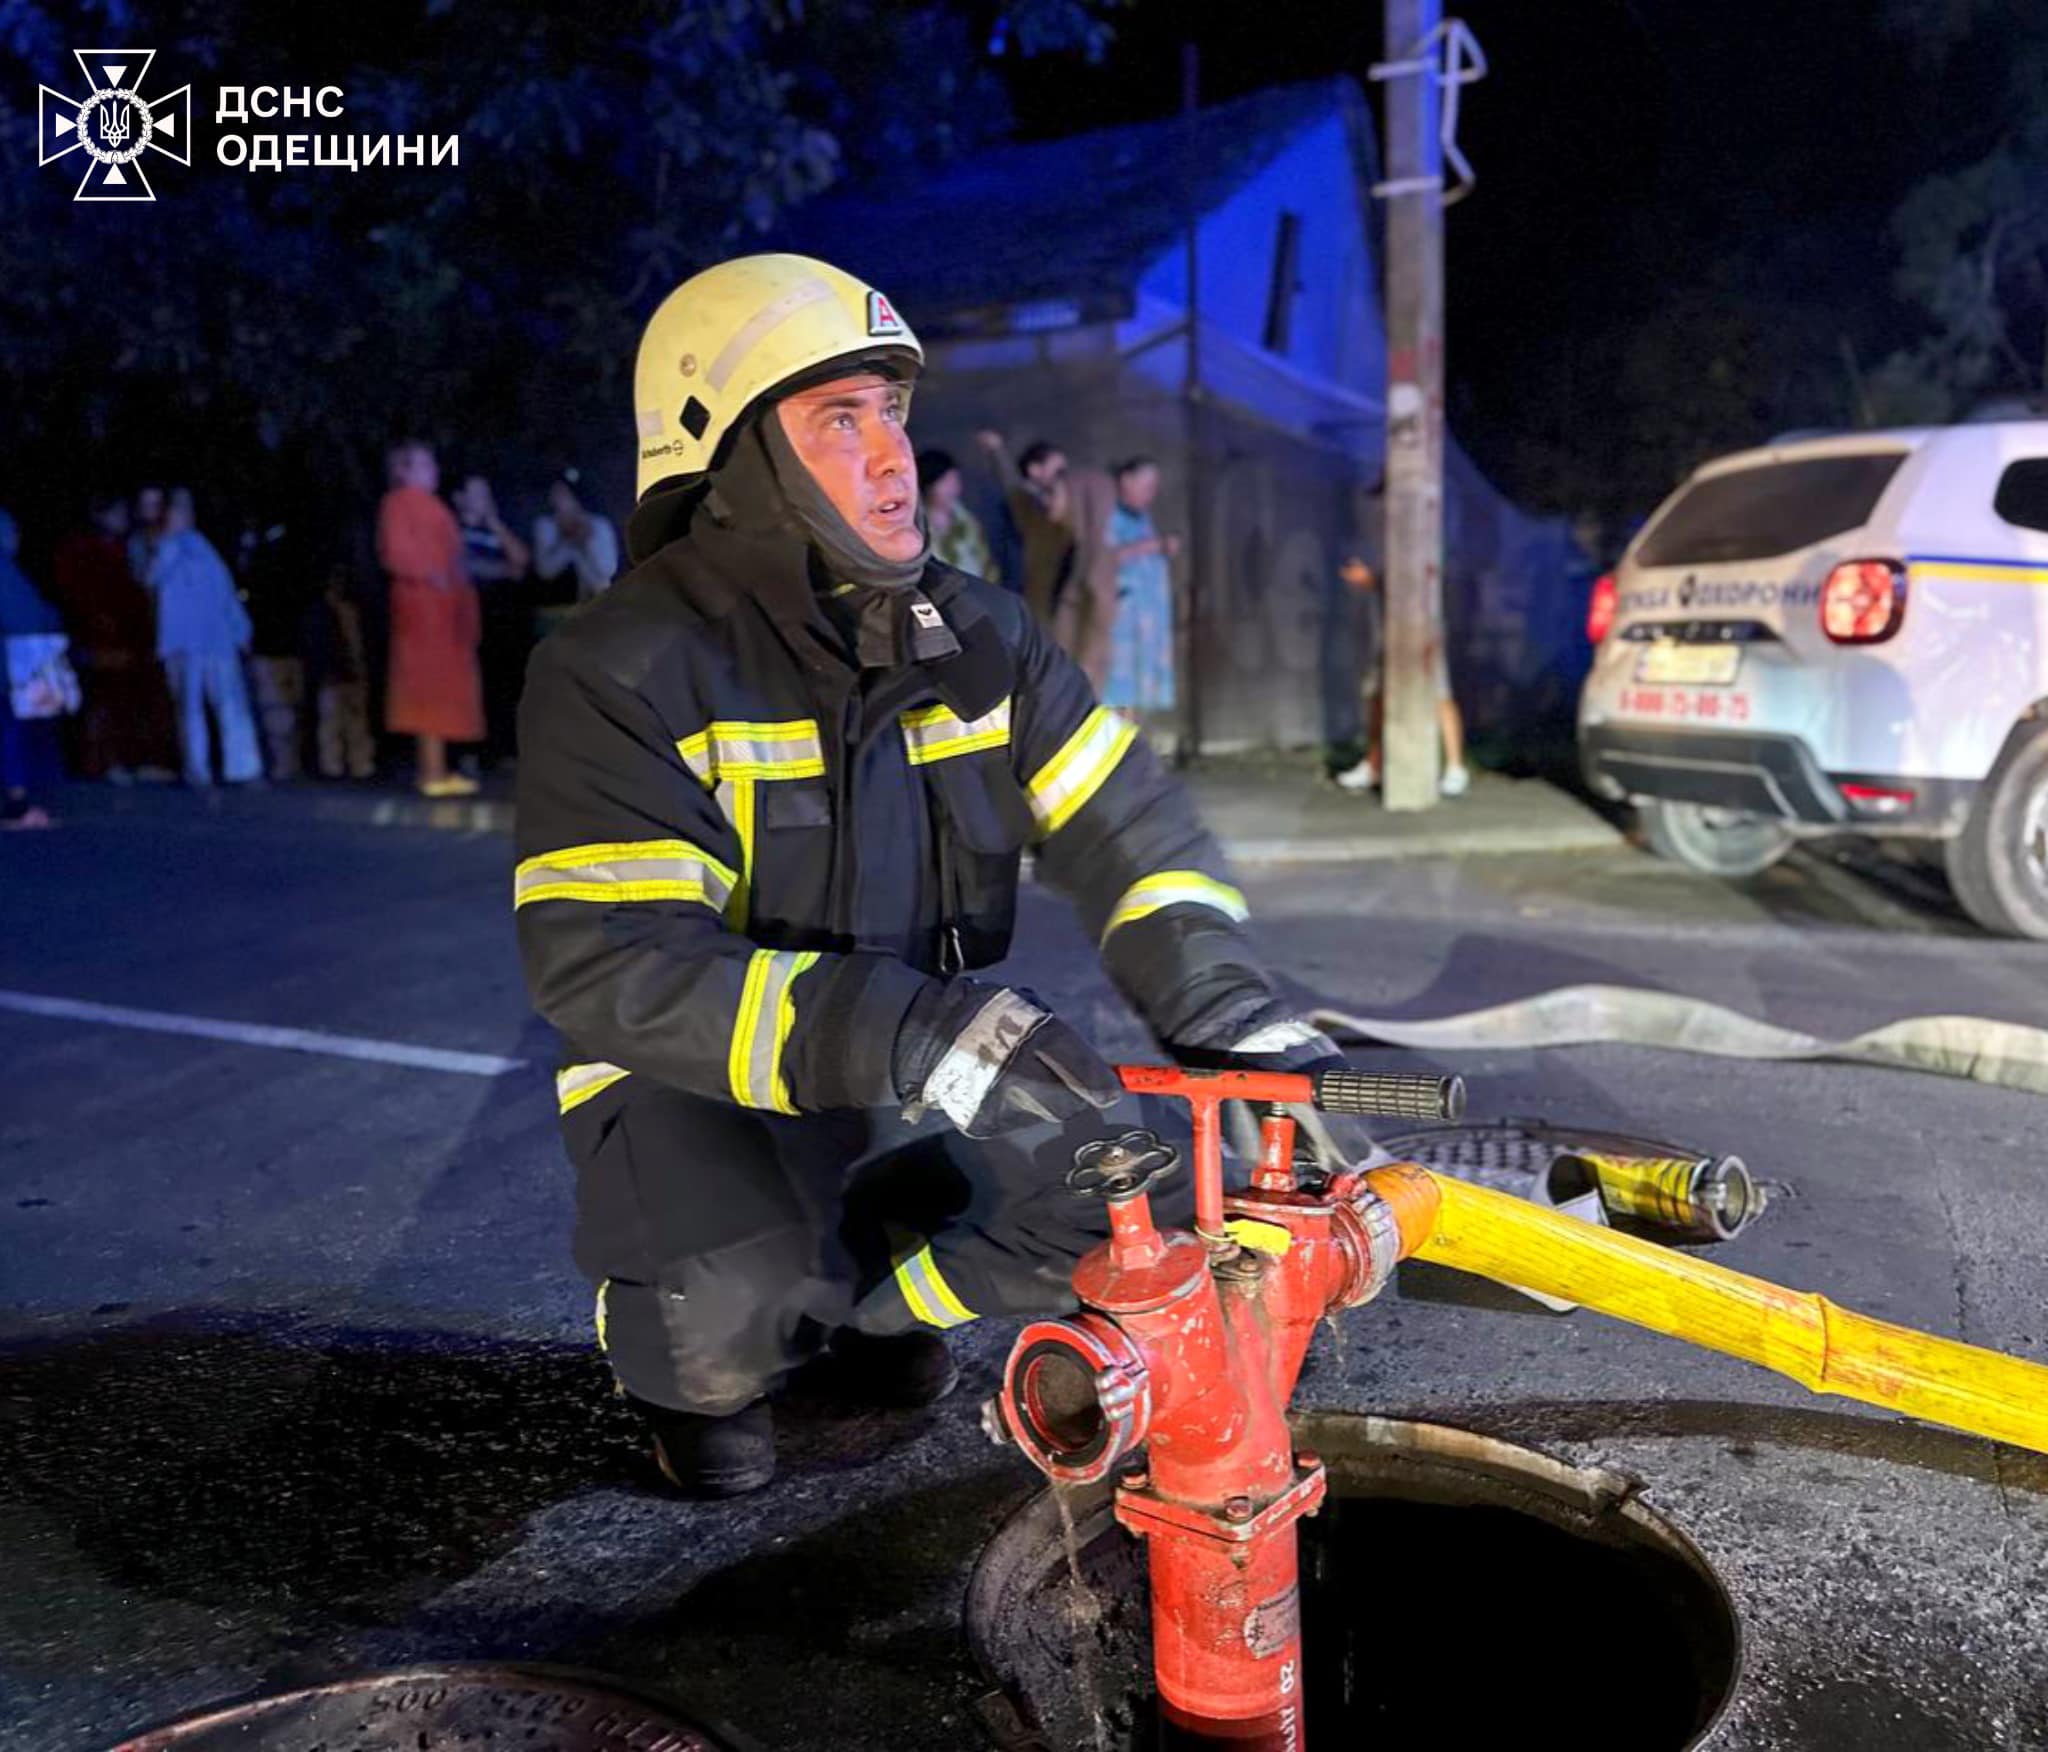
[1068,1129,1180,1202]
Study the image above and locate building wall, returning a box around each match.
[916,334,1373,751]
[1136,112,1385,404]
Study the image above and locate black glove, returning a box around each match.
[893,979,1123,1138]
[1174,1003,1346,1076]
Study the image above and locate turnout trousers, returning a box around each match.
[563,1081,1193,1415]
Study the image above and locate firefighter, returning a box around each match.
[514,254,1337,1496]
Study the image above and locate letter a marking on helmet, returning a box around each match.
[867,290,906,337]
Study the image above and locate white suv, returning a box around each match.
[1578,423,2048,937]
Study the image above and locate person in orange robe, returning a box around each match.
[376,439,483,797]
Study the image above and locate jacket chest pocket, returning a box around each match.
[917,749,1034,969]
[683,717,832,932]
[722,774,832,932]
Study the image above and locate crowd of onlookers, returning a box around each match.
[0,440,620,824]
[0,425,1466,827]
[922,432,1183,723]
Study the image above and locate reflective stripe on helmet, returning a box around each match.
[634,254,924,495]
[1101,870,1250,943]
[514,839,738,911]
[1026,707,1138,837]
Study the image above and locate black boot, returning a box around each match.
[630,1395,776,1498]
[827,1328,961,1408]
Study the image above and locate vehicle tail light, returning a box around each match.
[1840,782,1915,816]
[1820,560,1907,644]
[1586,572,1618,644]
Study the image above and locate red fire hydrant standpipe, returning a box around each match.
[990,1065,1464,1750]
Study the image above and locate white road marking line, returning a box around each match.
[0,989,525,1077]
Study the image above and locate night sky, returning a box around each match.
[1006,0,2012,517]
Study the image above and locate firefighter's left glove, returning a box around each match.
[894,980,1123,1138]
[1175,1004,1345,1076]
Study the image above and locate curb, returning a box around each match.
[48,782,1622,863]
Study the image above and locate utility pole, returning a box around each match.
[1377,0,1446,811]
[1179,41,1205,763]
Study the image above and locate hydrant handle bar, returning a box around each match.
[1116,1062,1463,1121]
[1116,1063,1464,1242]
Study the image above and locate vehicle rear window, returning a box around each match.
[1635,453,1906,567]
[1993,458,2048,533]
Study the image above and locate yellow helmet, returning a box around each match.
[632,253,923,500]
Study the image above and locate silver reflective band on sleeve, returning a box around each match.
[514,839,737,912]
[920,988,1047,1130]
[1026,707,1138,837]
[728,949,822,1114]
[557,1061,631,1113]
[901,698,1012,765]
[676,719,827,786]
[1101,870,1250,942]
[893,1242,977,1328]
[1230,1018,1337,1056]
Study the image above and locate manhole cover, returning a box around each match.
[110,1664,755,1752]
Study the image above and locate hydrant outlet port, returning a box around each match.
[1002,1321,1152,1484]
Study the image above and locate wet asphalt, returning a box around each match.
[1,804,2045,1749]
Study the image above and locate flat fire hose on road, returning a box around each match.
[1312,983,2048,1096]
[1368,1164,2048,1456]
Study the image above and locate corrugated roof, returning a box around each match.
[782,77,1375,322]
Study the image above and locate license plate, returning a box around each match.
[1636,642,1741,686]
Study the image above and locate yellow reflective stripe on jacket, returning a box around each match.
[677,719,827,786]
[594,1278,611,1350]
[1026,706,1138,837]
[1101,870,1250,943]
[716,777,759,931]
[557,1060,631,1114]
[726,949,821,1115]
[901,698,1013,765]
[514,839,739,911]
[893,1242,976,1328]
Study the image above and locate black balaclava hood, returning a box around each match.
[697,399,929,591]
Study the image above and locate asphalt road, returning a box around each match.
[2,804,2045,1749]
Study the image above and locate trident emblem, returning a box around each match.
[38,49,190,203]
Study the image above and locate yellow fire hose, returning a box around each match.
[1364,1164,2048,1457]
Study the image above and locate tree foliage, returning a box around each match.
[1870,7,2048,421]
[0,0,1115,550]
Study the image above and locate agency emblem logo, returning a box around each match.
[38,50,191,202]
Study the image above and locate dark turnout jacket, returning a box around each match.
[513,505,1276,1123]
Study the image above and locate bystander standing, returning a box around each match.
[1052,467,1120,693]
[1096,458,1180,717]
[532,470,619,603]
[1333,491,1468,798]
[918,448,998,584]
[0,509,74,828]
[148,489,261,789]
[239,517,317,782]
[304,562,376,780]
[976,430,1073,627]
[51,497,175,783]
[455,474,533,765]
[378,439,483,797]
[127,485,165,589]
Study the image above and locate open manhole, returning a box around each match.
[967,1414,1741,1751]
[109,1664,758,1751]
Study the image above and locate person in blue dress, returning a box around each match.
[1100,457,1180,716]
